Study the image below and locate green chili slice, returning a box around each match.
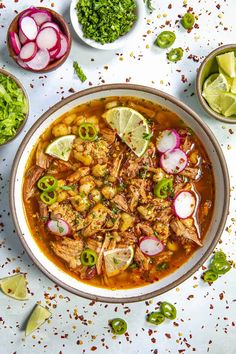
[147,312,165,325]
[78,123,98,141]
[203,270,218,282]
[110,318,127,335]
[154,178,173,199]
[81,249,98,266]
[160,302,177,320]
[209,259,231,275]
[155,31,176,49]
[40,190,57,205]
[181,13,195,29]
[167,48,184,62]
[213,251,227,262]
[37,175,58,192]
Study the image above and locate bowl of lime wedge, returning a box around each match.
[196,44,236,124]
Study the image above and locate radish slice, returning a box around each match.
[9,32,21,55]
[49,43,61,59]
[41,21,61,33]
[46,218,71,236]
[19,29,29,45]
[27,49,50,71]
[139,237,164,256]
[36,27,59,51]
[30,10,52,26]
[19,16,38,41]
[19,42,38,62]
[55,33,68,59]
[17,58,29,69]
[19,8,37,19]
[173,191,196,219]
[156,129,180,153]
[160,148,187,174]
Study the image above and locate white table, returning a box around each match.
[0,1,236,353]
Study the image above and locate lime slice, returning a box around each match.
[231,78,236,94]
[103,107,150,157]
[220,92,236,117]
[203,73,219,90]
[104,246,134,277]
[0,274,28,300]
[216,51,236,78]
[45,135,76,161]
[25,304,51,336]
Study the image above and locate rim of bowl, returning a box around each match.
[0,68,29,146]
[10,83,230,303]
[70,0,145,50]
[7,7,72,73]
[196,44,236,124]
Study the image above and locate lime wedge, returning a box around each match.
[216,51,236,78]
[220,92,236,117]
[0,274,28,300]
[103,107,150,157]
[25,304,51,336]
[104,246,134,277]
[231,78,236,94]
[203,73,219,90]
[202,73,229,113]
[45,135,76,161]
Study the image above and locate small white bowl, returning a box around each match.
[70,0,145,50]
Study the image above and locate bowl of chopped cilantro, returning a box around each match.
[70,0,145,50]
[0,69,29,145]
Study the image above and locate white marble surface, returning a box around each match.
[0,0,236,353]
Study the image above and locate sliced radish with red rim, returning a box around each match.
[41,21,61,33]
[173,190,196,219]
[46,218,71,236]
[17,58,29,69]
[19,7,37,20]
[19,42,38,62]
[160,148,187,174]
[139,237,164,256]
[55,33,68,59]
[36,27,59,51]
[156,129,180,153]
[49,43,61,59]
[9,32,21,55]
[19,16,38,41]
[27,49,50,71]
[30,10,52,26]
[19,29,29,45]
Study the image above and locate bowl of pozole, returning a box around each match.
[10,84,229,302]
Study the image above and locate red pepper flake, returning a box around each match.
[151,337,156,343]
[91,346,97,351]
[0,2,6,7]
[181,75,188,83]
[216,4,221,9]
[219,293,224,300]
[165,333,171,339]
[168,4,172,9]
[148,329,153,336]
[187,294,194,300]
[68,88,75,93]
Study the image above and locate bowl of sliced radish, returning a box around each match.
[7,7,71,72]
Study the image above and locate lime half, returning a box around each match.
[203,73,219,90]
[220,92,236,117]
[0,274,28,300]
[103,107,151,157]
[25,304,51,336]
[45,135,76,161]
[231,78,236,94]
[216,51,236,78]
[104,246,134,277]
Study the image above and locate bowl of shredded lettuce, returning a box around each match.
[70,0,145,50]
[0,69,29,145]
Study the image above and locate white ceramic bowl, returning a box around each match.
[10,84,230,303]
[70,0,145,50]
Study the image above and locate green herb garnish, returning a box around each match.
[143,131,153,141]
[76,0,137,45]
[0,73,28,145]
[73,61,87,82]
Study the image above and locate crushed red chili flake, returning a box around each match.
[219,293,224,300]
[91,346,97,351]
[216,4,221,9]
[151,337,156,343]
[165,333,171,338]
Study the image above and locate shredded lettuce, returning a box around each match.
[0,73,28,144]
